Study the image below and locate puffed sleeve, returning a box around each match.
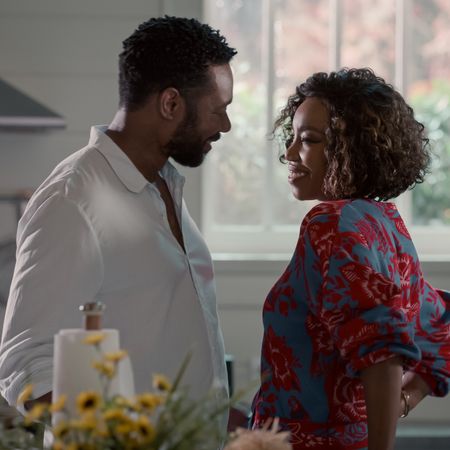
[411,287,450,396]
[304,211,421,378]
[0,190,103,409]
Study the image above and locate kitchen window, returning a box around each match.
[203,0,450,257]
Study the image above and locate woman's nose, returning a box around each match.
[285,142,299,161]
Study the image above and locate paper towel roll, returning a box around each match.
[52,328,135,425]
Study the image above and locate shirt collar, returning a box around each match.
[89,125,185,193]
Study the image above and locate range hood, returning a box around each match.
[0,78,65,130]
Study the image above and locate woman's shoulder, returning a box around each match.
[306,199,399,223]
[305,200,347,221]
[300,201,349,244]
[302,199,405,241]
[303,199,363,228]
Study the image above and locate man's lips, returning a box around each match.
[204,134,221,152]
[209,133,221,143]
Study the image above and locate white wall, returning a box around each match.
[0,0,449,424]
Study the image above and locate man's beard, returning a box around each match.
[165,101,219,168]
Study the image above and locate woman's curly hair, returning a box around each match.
[275,68,431,201]
[118,16,237,110]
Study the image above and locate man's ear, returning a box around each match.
[159,87,183,120]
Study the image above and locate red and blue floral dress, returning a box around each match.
[252,199,450,449]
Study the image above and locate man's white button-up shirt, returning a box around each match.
[0,125,228,407]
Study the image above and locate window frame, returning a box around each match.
[202,0,450,259]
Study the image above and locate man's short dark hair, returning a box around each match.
[118,16,237,110]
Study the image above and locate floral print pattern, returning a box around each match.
[253,199,450,449]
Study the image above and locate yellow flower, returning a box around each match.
[92,360,116,378]
[104,349,128,363]
[52,441,64,450]
[72,411,97,431]
[152,373,172,391]
[53,420,70,439]
[113,395,132,409]
[116,422,133,435]
[50,394,67,413]
[134,393,163,411]
[118,437,140,449]
[83,333,105,345]
[24,403,47,425]
[135,415,155,443]
[94,424,110,439]
[103,407,129,422]
[76,391,101,414]
[66,444,81,450]
[17,384,33,405]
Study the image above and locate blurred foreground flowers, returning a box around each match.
[0,334,291,449]
[226,418,291,450]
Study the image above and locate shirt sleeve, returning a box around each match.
[0,191,103,409]
[412,287,450,397]
[305,212,421,378]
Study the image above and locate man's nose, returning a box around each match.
[222,113,232,133]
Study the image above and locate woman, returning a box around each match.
[252,68,450,450]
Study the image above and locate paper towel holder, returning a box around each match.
[79,301,105,330]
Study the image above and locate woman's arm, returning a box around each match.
[400,371,431,417]
[360,356,403,450]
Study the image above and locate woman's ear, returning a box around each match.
[159,87,183,120]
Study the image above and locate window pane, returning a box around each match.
[274,0,330,99]
[341,0,395,82]
[408,0,450,226]
[205,0,265,225]
[204,0,450,254]
[272,0,329,225]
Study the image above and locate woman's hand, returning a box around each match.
[361,356,403,450]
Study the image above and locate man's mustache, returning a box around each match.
[209,133,221,142]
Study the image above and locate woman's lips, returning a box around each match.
[288,164,310,182]
[288,171,307,180]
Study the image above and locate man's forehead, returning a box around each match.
[207,64,233,98]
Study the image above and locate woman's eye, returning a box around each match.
[284,136,293,148]
[300,135,319,144]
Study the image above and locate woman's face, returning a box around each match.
[285,96,329,201]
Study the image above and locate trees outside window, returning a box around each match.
[203,0,450,255]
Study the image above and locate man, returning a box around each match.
[0,16,236,413]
